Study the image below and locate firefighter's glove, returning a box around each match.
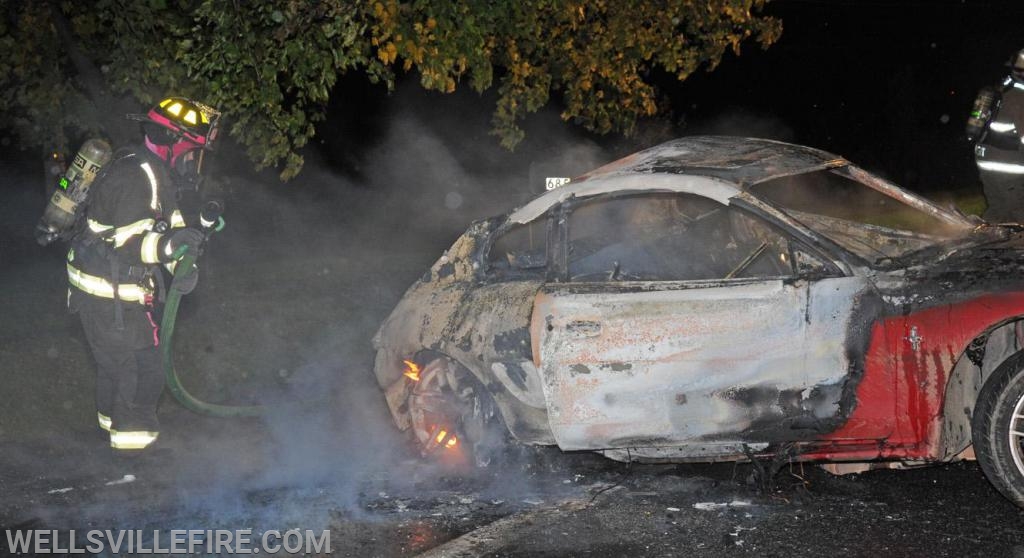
[162,228,204,261]
[171,264,199,294]
[200,214,226,233]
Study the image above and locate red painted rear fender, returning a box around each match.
[811,292,1024,462]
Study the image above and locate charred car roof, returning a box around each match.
[510,136,848,224]
[580,136,846,185]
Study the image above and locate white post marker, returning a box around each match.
[545,177,571,191]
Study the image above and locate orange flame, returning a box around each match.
[403,359,421,381]
[430,428,459,450]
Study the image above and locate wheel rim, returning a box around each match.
[407,358,461,455]
[406,357,497,465]
[1010,391,1024,477]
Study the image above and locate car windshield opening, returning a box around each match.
[488,217,548,276]
[749,168,969,263]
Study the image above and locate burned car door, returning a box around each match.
[532,192,880,455]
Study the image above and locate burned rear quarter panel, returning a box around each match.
[812,279,1024,462]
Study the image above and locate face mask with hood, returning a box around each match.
[130,97,221,180]
[1013,49,1024,83]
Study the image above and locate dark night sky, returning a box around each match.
[670,0,1024,193]
[321,0,1024,197]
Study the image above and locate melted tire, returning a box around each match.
[454,373,510,469]
[972,349,1024,509]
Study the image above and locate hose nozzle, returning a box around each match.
[199,200,224,231]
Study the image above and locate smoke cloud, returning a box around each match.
[1,84,629,539]
[4,83,819,541]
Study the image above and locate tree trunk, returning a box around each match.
[47,1,140,147]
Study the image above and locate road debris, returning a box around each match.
[415,500,590,558]
[693,500,752,511]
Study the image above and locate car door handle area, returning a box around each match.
[565,320,602,337]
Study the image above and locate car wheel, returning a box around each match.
[972,349,1024,508]
[407,356,507,468]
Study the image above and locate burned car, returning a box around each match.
[373,136,1024,508]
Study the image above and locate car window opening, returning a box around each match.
[565,192,797,282]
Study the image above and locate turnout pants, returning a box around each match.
[78,302,163,450]
[980,168,1024,222]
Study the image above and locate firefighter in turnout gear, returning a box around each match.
[973,49,1024,222]
[67,97,221,451]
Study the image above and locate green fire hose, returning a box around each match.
[160,236,264,417]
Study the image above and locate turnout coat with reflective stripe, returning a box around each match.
[67,146,194,305]
[977,80,1024,174]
